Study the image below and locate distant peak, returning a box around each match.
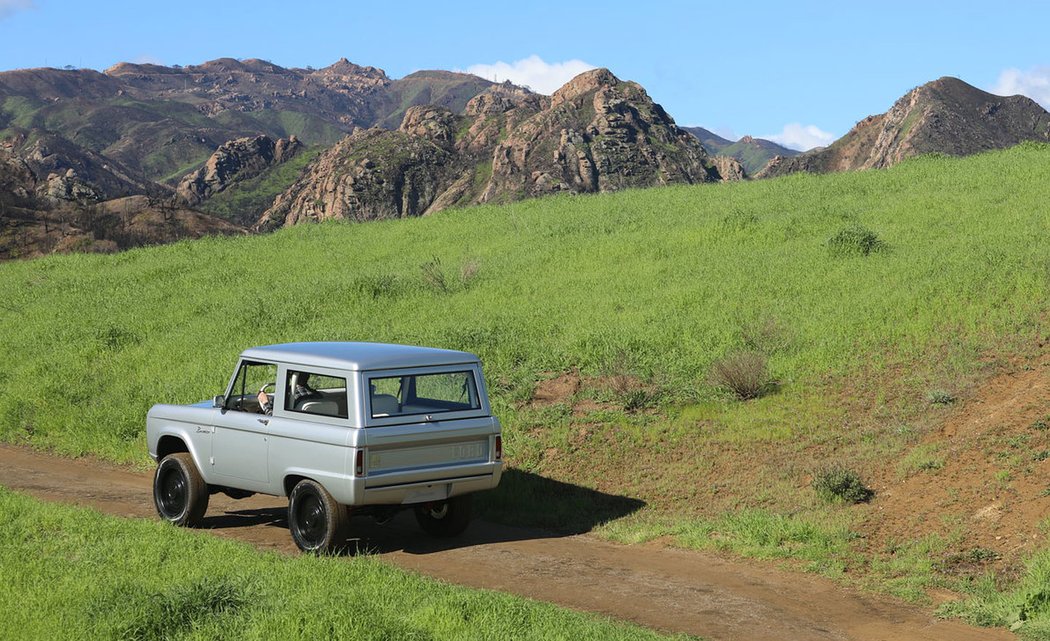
[551,68,620,106]
[318,58,387,79]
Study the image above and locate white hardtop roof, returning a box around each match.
[240,342,479,372]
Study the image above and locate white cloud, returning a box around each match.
[763,123,836,151]
[0,0,33,20]
[460,55,597,95]
[992,66,1050,110]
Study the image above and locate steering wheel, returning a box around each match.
[259,382,276,396]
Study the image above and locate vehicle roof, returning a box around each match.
[240,342,479,371]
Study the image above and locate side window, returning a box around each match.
[284,370,348,419]
[226,361,277,413]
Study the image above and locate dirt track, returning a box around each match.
[0,445,1012,641]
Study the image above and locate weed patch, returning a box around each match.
[926,389,956,405]
[827,223,886,256]
[709,351,772,400]
[813,465,874,504]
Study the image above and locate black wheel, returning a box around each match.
[288,479,348,553]
[414,494,472,538]
[153,452,209,527]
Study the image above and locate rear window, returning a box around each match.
[369,371,480,418]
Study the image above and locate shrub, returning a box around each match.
[827,224,885,256]
[709,350,771,400]
[421,257,480,293]
[421,257,449,293]
[813,465,874,504]
[926,389,956,405]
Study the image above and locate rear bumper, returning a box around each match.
[355,462,502,506]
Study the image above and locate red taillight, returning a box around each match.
[494,435,502,461]
[355,449,364,476]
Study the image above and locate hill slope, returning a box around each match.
[2,143,1049,632]
[682,126,798,174]
[763,77,1050,176]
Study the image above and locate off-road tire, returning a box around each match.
[414,494,473,538]
[153,452,209,527]
[288,479,348,553]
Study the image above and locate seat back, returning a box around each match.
[371,393,399,416]
[298,400,340,417]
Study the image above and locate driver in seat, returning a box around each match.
[257,372,319,415]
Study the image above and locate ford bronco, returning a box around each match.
[146,342,503,552]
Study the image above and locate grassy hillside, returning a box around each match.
[1,143,1046,460]
[0,487,686,641]
[1,143,1049,634]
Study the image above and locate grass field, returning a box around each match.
[0,487,689,641]
[1,143,1045,461]
[1,143,1049,635]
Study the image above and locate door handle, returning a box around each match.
[257,418,269,426]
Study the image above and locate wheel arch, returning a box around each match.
[157,434,190,460]
[283,474,308,497]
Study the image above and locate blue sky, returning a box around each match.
[2,0,1049,150]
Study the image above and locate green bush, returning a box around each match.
[926,389,956,405]
[709,351,771,400]
[813,465,874,504]
[827,224,885,256]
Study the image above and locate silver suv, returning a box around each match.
[146,342,503,552]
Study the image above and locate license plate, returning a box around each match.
[403,484,449,504]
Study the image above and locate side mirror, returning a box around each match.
[213,395,225,409]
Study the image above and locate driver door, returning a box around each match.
[211,359,276,486]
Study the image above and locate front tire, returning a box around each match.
[153,452,209,527]
[414,494,472,537]
[288,479,348,553]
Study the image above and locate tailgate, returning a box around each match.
[363,417,494,487]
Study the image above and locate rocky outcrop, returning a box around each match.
[764,77,1050,177]
[259,69,730,229]
[15,133,162,204]
[709,156,747,182]
[257,122,456,228]
[481,69,720,202]
[176,135,302,205]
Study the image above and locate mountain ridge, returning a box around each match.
[680,126,799,175]
[761,76,1050,177]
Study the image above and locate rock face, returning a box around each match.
[709,156,747,182]
[764,77,1050,177]
[176,135,302,205]
[260,69,728,228]
[258,122,456,228]
[482,69,717,202]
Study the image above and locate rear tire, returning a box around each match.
[288,479,348,553]
[153,452,209,527]
[414,494,472,538]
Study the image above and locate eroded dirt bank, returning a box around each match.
[0,445,1012,641]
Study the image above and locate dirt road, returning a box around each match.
[0,445,1012,641]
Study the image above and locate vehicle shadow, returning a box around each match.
[198,468,645,556]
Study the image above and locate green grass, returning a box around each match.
[939,548,1050,639]
[2,142,1050,637]
[1,143,1047,464]
[0,487,690,641]
[599,509,856,577]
